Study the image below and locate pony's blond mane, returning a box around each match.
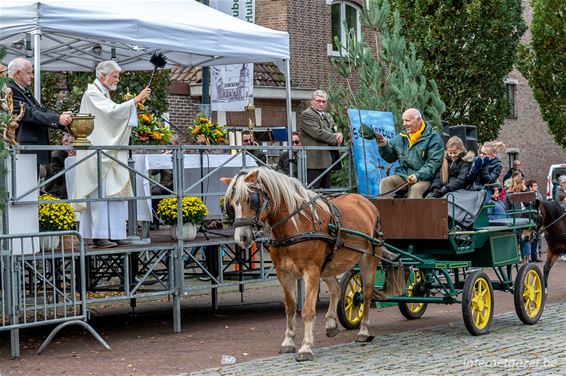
[225,168,330,224]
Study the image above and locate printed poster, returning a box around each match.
[348,109,398,197]
[210,0,255,112]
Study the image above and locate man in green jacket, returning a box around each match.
[376,108,444,198]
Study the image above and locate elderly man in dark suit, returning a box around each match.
[7,57,73,166]
[299,90,343,188]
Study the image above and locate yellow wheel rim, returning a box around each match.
[470,277,491,330]
[344,274,364,325]
[406,271,425,313]
[522,270,543,318]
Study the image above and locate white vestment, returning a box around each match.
[72,81,136,240]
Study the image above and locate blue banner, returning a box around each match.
[348,109,398,197]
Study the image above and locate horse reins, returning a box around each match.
[375,181,410,197]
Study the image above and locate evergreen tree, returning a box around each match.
[327,0,446,139]
[390,0,526,142]
[518,0,566,149]
[0,47,10,210]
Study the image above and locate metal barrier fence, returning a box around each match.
[1,143,353,356]
[0,231,109,359]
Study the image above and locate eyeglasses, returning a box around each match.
[292,141,301,145]
[242,138,251,144]
[313,99,327,104]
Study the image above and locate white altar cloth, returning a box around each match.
[66,153,256,221]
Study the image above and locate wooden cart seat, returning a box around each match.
[371,198,448,240]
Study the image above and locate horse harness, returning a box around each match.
[538,210,566,242]
[228,180,384,272]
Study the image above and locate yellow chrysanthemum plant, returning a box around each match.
[132,102,173,145]
[156,196,208,226]
[190,113,228,145]
[38,194,76,232]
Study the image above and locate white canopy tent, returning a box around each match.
[0,0,292,131]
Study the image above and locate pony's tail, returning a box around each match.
[373,248,405,299]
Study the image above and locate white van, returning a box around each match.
[546,163,566,200]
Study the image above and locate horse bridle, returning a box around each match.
[228,183,271,230]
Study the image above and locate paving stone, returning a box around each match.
[191,303,565,376]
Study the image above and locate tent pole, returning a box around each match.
[284,59,293,175]
[32,30,41,103]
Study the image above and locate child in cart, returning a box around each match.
[426,136,474,198]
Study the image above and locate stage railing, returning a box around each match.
[1,143,353,352]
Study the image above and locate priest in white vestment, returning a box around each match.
[72,61,151,248]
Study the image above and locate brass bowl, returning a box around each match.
[69,114,95,145]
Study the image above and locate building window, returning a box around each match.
[506,82,517,119]
[329,1,361,56]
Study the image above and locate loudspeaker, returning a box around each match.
[442,123,478,154]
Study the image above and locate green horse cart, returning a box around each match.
[336,190,545,335]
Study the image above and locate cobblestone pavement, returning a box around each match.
[189,302,565,376]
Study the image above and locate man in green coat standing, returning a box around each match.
[376,108,444,198]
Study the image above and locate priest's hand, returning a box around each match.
[134,87,152,104]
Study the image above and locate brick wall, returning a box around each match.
[256,0,288,32]
[257,0,365,122]
[226,98,302,127]
[167,94,202,140]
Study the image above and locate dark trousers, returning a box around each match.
[307,169,331,189]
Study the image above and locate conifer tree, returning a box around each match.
[327,0,446,138]
[0,47,10,210]
[518,0,566,149]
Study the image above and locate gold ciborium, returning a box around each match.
[69,114,95,145]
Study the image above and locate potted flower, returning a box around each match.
[131,102,173,145]
[38,194,77,250]
[190,113,228,145]
[156,196,208,241]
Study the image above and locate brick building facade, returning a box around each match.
[168,0,365,132]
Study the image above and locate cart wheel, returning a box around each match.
[337,271,364,330]
[514,263,545,325]
[462,270,494,335]
[398,269,428,320]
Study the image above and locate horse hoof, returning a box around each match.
[326,326,340,338]
[356,334,374,343]
[296,352,314,362]
[279,346,296,354]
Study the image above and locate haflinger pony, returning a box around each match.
[530,200,566,292]
[221,167,403,362]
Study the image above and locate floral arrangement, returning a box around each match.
[38,194,76,232]
[131,102,173,145]
[156,196,208,226]
[190,113,227,145]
